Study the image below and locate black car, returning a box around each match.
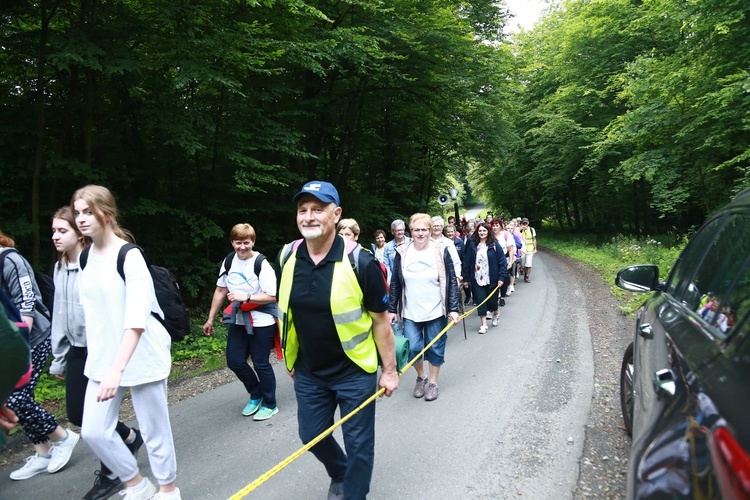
[615,188,750,499]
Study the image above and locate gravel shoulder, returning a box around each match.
[544,250,633,498]
[2,249,634,498]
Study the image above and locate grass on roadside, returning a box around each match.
[542,229,687,315]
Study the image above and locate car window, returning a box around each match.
[682,214,750,338]
[666,216,725,300]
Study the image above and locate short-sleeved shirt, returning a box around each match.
[289,236,388,383]
[216,253,277,327]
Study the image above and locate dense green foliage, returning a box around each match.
[0,0,512,306]
[2,0,748,309]
[477,0,750,234]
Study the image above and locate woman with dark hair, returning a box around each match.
[50,206,143,499]
[462,223,507,334]
[0,229,80,480]
[371,229,387,265]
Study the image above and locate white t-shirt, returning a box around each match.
[402,244,442,322]
[79,245,171,385]
[496,230,514,255]
[216,253,277,327]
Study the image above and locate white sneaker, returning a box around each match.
[492,315,500,327]
[151,487,182,499]
[10,454,51,480]
[48,429,80,473]
[485,311,492,319]
[118,478,157,499]
[478,325,488,334]
[509,285,515,293]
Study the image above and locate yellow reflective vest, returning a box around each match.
[522,227,536,253]
[277,238,378,374]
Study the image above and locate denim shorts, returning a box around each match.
[403,316,448,366]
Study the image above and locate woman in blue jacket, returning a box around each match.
[462,223,508,334]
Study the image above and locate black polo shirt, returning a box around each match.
[290,236,388,383]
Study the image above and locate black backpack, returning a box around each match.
[80,244,190,342]
[0,248,54,319]
[218,252,266,281]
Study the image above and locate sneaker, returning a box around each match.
[242,397,262,416]
[506,289,512,296]
[509,285,515,293]
[485,311,492,319]
[524,276,530,283]
[118,478,157,499]
[253,406,279,421]
[327,481,344,500]
[126,428,144,459]
[478,325,488,334]
[492,315,500,327]
[424,383,439,401]
[499,298,506,307]
[151,488,182,500]
[83,471,123,500]
[10,454,51,480]
[413,376,427,398]
[48,429,80,473]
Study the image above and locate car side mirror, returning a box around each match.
[615,265,660,293]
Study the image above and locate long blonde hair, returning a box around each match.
[52,206,89,269]
[71,185,135,243]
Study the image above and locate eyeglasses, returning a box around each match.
[411,228,430,233]
[431,225,443,228]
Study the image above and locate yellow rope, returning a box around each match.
[228,284,500,499]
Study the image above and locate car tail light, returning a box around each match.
[710,427,750,499]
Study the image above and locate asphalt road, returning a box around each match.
[1,251,595,499]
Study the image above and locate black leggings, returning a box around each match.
[67,346,130,475]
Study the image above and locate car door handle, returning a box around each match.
[639,323,654,339]
[653,369,676,399]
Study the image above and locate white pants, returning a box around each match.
[522,252,534,268]
[81,379,176,485]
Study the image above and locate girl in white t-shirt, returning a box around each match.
[203,223,278,421]
[73,185,180,500]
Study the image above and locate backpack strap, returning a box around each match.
[219,252,235,278]
[279,239,304,271]
[80,244,141,281]
[116,243,142,281]
[254,253,267,278]
[279,238,366,290]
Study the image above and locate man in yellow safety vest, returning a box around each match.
[277,180,398,500]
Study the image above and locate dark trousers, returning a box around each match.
[6,337,58,444]
[295,370,377,500]
[226,323,277,407]
[472,283,499,316]
[66,346,130,475]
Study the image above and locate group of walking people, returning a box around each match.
[363,211,538,403]
[1,179,538,500]
[1,185,180,500]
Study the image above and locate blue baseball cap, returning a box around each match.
[292,180,341,206]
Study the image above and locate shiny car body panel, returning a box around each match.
[616,188,750,499]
